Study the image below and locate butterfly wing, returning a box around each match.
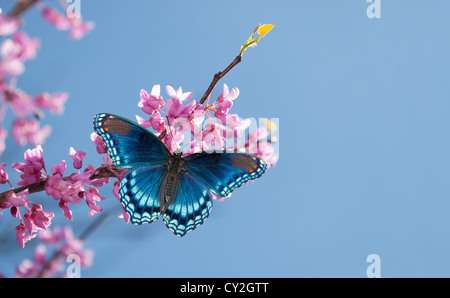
[162,171,213,236]
[120,165,166,224]
[93,113,170,168]
[183,152,267,198]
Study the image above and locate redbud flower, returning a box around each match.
[51,160,66,176]
[166,85,193,102]
[15,223,36,248]
[136,112,165,133]
[69,147,87,170]
[13,145,45,186]
[0,127,6,156]
[138,85,165,115]
[0,15,19,36]
[41,7,71,30]
[90,132,107,154]
[11,118,51,147]
[0,31,40,61]
[85,188,105,216]
[34,92,68,115]
[6,189,30,208]
[69,19,95,40]
[0,163,8,184]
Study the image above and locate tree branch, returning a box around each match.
[8,0,39,17]
[199,54,242,105]
[0,166,124,203]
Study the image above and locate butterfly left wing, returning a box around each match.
[182,152,267,198]
[162,171,213,236]
[120,165,166,224]
[93,113,170,168]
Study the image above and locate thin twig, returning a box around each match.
[37,207,117,278]
[199,54,242,105]
[157,53,243,139]
[0,166,124,203]
[8,0,39,17]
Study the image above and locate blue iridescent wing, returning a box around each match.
[183,153,267,198]
[163,171,213,236]
[120,165,166,224]
[93,113,170,168]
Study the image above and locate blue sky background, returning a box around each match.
[1,0,450,277]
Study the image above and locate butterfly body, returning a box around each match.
[160,152,183,214]
[93,113,267,236]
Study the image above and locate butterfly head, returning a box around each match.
[173,149,183,157]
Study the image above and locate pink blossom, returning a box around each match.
[0,31,40,61]
[138,86,165,115]
[59,200,72,221]
[85,188,105,216]
[34,92,68,115]
[0,15,20,36]
[136,112,165,133]
[41,7,94,40]
[0,58,24,76]
[6,189,30,207]
[12,118,51,146]
[166,97,196,121]
[201,123,225,148]
[41,7,72,30]
[0,127,6,156]
[114,181,129,223]
[15,223,36,248]
[245,127,278,167]
[51,160,66,176]
[90,132,107,154]
[69,20,95,40]
[69,147,87,169]
[13,145,45,186]
[166,85,193,102]
[15,226,93,277]
[45,174,83,205]
[0,163,8,184]
[23,204,54,233]
[0,84,36,117]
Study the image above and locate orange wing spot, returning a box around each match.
[114,140,119,145]
[104,127,109,132]
[241,171,245,174]
[103,121,108,126]
[233,174,238,178]
[110,133,115,137]
[254,164,258,169]
[249,169,254,173]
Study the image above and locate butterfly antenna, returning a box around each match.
[179,123,211,153]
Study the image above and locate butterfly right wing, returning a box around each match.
[120,165,167,224]
[93,113,170,168]
[162,170,213,236]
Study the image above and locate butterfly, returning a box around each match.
[93,113,267,236]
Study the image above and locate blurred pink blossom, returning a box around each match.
[41,6,94,40]
[1,31,40,61]
[11,118,51,146]
[0,15,19,36]
[0,163,7,184]
[35,92,68,115]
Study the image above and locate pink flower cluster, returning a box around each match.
[39,3,94,40]
[11,226,93,277]
[0,1,93,156]
[136,84,278,166]
[0,144,108,247]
